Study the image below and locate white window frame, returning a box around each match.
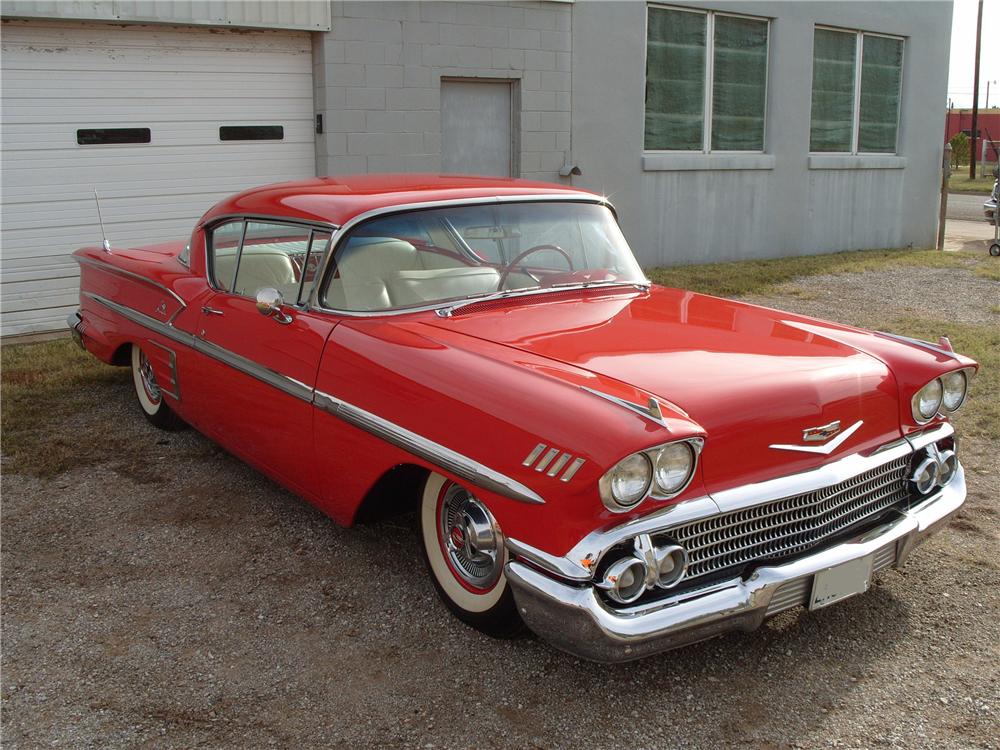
[643,4,771,155]
[809,26,906,156]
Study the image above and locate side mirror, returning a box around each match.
[255,287,293,325]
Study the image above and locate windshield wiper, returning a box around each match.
[434,279,648,317]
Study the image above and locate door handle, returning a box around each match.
[201,306,224,316]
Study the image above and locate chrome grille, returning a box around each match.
[663,456,911,582]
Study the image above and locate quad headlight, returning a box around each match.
[910,368,972,424]
[940,370,969,412]
[600,453,651,509]
[599,439,702,513]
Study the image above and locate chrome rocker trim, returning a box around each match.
[506,464,966,663]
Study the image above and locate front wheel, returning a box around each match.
[130,344,184,430]
[419,473,523,638]
[989,242,1000,257]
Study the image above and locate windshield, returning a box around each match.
[320,201,645,312]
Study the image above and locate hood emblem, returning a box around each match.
[803,420,841,442]
[770,420,863,455]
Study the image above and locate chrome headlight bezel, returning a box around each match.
[910,367,974,424]
[940,368,971,413]
[599,438,703,513]
[911,378,943,424]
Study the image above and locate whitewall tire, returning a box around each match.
[130,344,183,430]
[419,472,523,637]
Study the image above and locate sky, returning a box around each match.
[948,0,1000,109]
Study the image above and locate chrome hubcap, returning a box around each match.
[138,350,161,403]
[440,484,502,589]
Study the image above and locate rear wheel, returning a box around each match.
[419,473,523,637]
[130,344,183,430]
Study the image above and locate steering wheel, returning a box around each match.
[497,244,574,290]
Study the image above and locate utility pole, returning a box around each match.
[970,0,983,179]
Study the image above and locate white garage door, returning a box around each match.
[0,20,316,337]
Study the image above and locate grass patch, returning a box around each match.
[647,247,968,298]
[881,317,999,441]
[975,263,1000,281]
[948,173,996,195]
[2,339,129,476]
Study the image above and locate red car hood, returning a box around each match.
[424,286,903,493]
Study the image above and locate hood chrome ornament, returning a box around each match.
[770,420,863,455]
[581,386,668,428]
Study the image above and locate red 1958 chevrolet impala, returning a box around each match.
[70,174,975,662]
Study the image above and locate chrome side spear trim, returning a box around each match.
[313,390,545,506]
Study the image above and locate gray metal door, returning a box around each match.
[441,80,512,177]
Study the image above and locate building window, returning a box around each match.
[810,28,904,154]
[77,128,151,145]
[219,125,284,141]
[644,6,769,152]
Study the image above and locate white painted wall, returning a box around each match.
[0,20,316,336]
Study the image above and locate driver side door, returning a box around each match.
[186,218,335,500]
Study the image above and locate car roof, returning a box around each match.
[198,173,604,228]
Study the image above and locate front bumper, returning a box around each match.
[985,199,997,223]
[506,465,965,663]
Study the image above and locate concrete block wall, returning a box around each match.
[314,1,572,181]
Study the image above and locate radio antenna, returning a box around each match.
[93,188,112,253]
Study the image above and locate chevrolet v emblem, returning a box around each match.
[803,420,841,442]
[769,420,863,455]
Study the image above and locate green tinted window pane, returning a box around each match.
[810,28,856,152]
[711,16,768,151]
[644,8,706,151]
[858,35,903,153]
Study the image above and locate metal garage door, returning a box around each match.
[441,80,514,178]
[0,20,316,337]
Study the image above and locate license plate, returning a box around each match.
[809,555,874,611]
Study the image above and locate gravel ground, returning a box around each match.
[3,265,999,749]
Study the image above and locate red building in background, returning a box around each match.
[946,109,1000,164]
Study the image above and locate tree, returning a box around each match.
[949,132,970,169]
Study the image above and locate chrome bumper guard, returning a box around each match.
[67,310,85,349]
[506,465,965,663]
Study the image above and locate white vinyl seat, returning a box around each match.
[214,246,298,299]
[326,237,421,310]
[386,267,500,306]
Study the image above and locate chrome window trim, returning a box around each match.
[308,193,618,316]
[200,213,340,232]
[201,214,341,297]
[75,257,186,317]
[313,390,544,506]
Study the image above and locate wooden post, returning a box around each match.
[938,143,952,251]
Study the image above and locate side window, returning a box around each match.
[207,220,245,292]
[231,222,331,304]
[297,230,332,304]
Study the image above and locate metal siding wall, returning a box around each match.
[0,0,331,30]
[571,0,953,267]
[1,21,316,336]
